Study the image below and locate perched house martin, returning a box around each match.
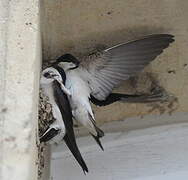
[54,34,174,150]
[40,66,88,173]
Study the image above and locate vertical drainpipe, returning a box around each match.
[0,0,41,180]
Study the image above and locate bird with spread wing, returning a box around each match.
[53,34,174,150]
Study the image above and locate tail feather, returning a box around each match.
[92,124,104,151]
[88,111,105,150]
[64,135,88,173]
[91,134,104,151]
[94,125,105,138]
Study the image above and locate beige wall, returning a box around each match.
[40,0,188,124]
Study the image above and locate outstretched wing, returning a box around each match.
[80,34,174,100]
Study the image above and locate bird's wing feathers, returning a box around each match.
[53,80,73,128]
[80,34,174,100]
[53,81,88,173]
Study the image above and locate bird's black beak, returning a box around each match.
[70,61,80,70]
[71,65,79,70]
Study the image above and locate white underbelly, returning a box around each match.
[65,70,91,104]
[72,104,97,136]
[65,70,97,135]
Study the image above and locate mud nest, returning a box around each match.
[38,60,56,179]
[38,90,55,179]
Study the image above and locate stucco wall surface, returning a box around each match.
[0,0,41,180]
[40,0,188,123]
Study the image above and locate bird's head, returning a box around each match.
[54,54,80,71]
[40,67,62,85]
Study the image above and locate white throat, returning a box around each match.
[58,62,77,71]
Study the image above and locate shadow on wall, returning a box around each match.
[41,25,170,61]
[40,0,175,61]
[39,0,186,123]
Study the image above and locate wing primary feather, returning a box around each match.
[80,34,174,100]
[63,135,89,173]
[100,71,128,80]
[95,76,114,91]
[105,34,174,52]
[53,81,88,173]
[90,92,167,106]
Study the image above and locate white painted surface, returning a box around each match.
[0,0,41,180]
[51,122,188,180]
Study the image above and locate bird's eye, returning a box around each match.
[43,72,51,78]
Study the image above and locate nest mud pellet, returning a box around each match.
[37,144,45,179]
[38,90,54,179]
[38,90,55,136]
